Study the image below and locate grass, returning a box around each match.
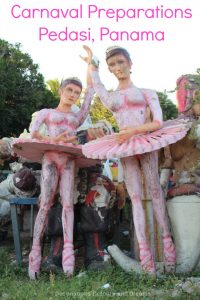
[1,245,200,300]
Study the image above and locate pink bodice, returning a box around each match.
[91,71,163,129]
[30,87,94,137]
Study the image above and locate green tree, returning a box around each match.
[157,91,178,120]
[46,78,60,99]
[0,39,56,138]
[89,94,117,130]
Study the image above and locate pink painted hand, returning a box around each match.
[53,131,77,144]
[87,127,105,141]
[115,127,136,144]
[80,45,99,71]
[80,45,93,64]
[116,120,162,144]
[32,130,77,144]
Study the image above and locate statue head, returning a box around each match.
[105,46,132,63]
[58,77,83,107]
[176,74,200,113]
[59,77,82,91]
[105,46,132,80]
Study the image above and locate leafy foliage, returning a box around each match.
[0,39,56,138]
[89,94,117,130]
[46,78,60,100]
[157,91,178,120]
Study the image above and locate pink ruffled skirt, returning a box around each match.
[82,119,191,159]
[12,138,100,168]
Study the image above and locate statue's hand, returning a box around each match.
[115,127,136,144]
[53,131,77,144]
[80,45,93,64]
[87,127,105,141]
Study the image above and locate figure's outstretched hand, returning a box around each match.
[80,45,93,64]
[115,127,135,144]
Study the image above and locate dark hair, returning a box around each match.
[60,77,82,90]
[106,46,132,62]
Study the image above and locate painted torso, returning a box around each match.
[91,71,163,130]
[30,87,94,137]
[31,109,80,137]
[110,87,150,128]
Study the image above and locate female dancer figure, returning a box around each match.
[28,68,94,279]
[81,45,177,274]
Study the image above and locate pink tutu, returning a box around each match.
[82,119,191,159]
[12,138,100,168]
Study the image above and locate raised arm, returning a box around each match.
[76,86,94,126]
[80,45,113,111]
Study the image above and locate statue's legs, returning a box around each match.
[141,151,176,273]
[29,153,59,279]
[59,159,75,277]
[121,156,155,274]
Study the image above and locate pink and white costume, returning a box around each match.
[83,71,190,274]
[83,73,190,160]
[28,87,94,279]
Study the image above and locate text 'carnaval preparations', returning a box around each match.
[10,4,193,42]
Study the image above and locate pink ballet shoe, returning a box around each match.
[62,244,75,277]
[139,241,156,275]
[28,245,42,280]
[163,235,176,273]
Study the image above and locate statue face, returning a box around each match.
[107,54,132,81]
[59,83,81,107]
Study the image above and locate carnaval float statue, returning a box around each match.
[12,63,96,279]
[161,73,200,274]
[2,112,117,275]
[81,45,191,275]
